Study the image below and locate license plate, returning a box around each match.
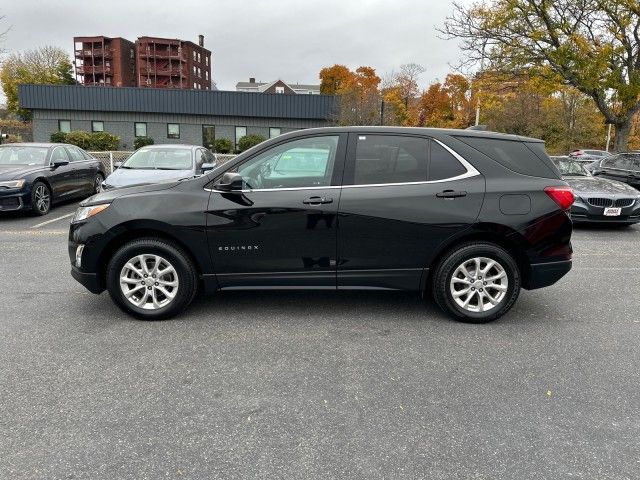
[604,207,621,216]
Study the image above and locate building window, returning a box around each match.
[193,82,197,89]
[269,127,281,138]
[167,123,180,139]
[205,71,209,81]
[235,126,247,148]
[58,120,71,133]
[197,52,201,63]
[134,122,147,137]
[193,51,196,61]
[91,121,104,132]
[205,56,209,67]
[275,86,285,94]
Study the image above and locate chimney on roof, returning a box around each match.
[198,34,204,47]
[249,77,256,83]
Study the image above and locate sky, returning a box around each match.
[0,0,473,92]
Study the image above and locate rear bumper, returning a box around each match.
[523,260,572,290]
[71,266,104,294]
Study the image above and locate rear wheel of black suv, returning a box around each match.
[106,238,198,320]
[432,242,520,323]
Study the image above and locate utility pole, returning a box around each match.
[475,41,487,126]
[605,123,612,152]
[380,99,385,126]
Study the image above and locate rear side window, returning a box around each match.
[456,136,558,178]
[351,135,469,185]
[429,141,467,180]
[353,135,428,185]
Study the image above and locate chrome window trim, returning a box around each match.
[205,137,480,193]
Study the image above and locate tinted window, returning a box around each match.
[353,135,428,185]
[233,136,339,189]
[456,136,557,178]
[429,141,467,180]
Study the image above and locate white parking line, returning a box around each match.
[30,212,75,229]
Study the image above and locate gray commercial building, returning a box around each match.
[18,85,338,150]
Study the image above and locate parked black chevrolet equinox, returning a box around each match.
[69,127,574,322]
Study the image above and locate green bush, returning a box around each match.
[88,131,119,151]
[50,131,68,143]
[134,136,154,150]
[64,130,92,150]
[237,134,266,152]
[213,138,233,154]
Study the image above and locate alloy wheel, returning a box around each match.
[34,185,50,213]
[449,256,508,313]
[119,254,180,310]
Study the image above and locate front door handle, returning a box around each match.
[303,196,333,205]
[436,190,467,199]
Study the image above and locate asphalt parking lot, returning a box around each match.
[1,202,639,480]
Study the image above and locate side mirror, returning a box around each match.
[52,160,69,168]
[114,161,123,169]
[201,163,216,173]
[215,172,244,192]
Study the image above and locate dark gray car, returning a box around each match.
[101,144,217,190]
[552,157,640,225]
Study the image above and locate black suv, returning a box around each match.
[69,127,573,323]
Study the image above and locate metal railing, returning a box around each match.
[88,151,237,175]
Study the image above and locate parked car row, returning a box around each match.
[0,143,218,216]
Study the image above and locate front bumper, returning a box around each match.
[0,189,30,211]
[570,198,640,224]
[70,266,104,294]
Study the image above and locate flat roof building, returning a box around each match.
[19,84,338,150]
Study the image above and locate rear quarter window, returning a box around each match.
[455,136,559,179]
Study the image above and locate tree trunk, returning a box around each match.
[613,119,632,152]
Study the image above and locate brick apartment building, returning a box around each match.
[73,36,136,87]
[73,35,211,90]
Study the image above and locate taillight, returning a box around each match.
[545,186,575,210]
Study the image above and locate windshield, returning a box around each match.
[553,158,589,176]
[0,146,49,166]
[121,148,193,170]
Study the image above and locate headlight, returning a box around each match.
[0,179,26,189]
[72,203,110,223]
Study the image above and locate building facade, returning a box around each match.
[136,36,211,90]
[236,78,320,95]
[19,85,338,150]
[74,36,136,87]
[73,35,211,90]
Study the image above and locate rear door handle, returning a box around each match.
[436,190,467,199]
[303,196,333,205]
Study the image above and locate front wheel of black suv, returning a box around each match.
[106,238,198,320]
[432,242,521,323]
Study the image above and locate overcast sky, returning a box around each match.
[1,0,472,92]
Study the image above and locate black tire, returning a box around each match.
[30,181,51,216]
[431,242,521,323]
[106,238,198,320]
[93,172,104,195]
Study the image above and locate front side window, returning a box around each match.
[66,146,86,162]
[134,122,147,137]
[231,136,339,190]
[58,120,71,133]
[167,123,180,139]
[91,121,104,132]
[50,147,70,163]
